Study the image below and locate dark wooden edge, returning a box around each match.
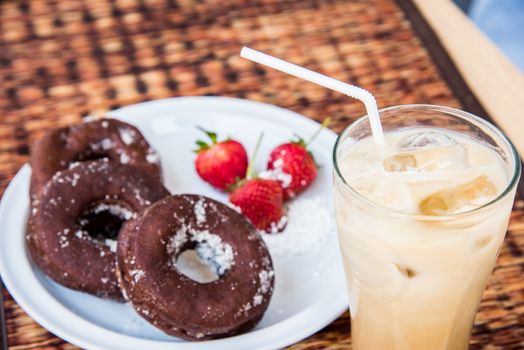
[395,0,524,197]
[0,279,7,350]
[394,0,490,119]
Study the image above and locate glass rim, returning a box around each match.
[332,104,522,221]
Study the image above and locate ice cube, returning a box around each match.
[412,144,468,171]
[352,177,416,212]
[399,131,456,151]
[383,154,417,172]
[384,144,468,173]
[419,175,497,215]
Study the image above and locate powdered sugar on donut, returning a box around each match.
[167,223,190,254]
[146,148,160,164]
[130,269,145,283]
[133,189,151,206]
[58,228,71,248]
[253,269,275,306]
[119,127,136,145]
[54,172,81,187]
[167,224,235,276]
[193,230,234,275]
[120,152,130,164]
[238,268,274,314]
[104,239,118,252]
[92,203,135,220]
[194,198,207,225]
[91,138,114,151]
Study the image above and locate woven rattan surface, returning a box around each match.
[0,0,522,349]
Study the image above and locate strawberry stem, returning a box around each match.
[305,117,331,147]
[196,126,218,144]
[246,132,264,179]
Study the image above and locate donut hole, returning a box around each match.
[175,249,220,283]
[74,138,119,163]
[79,200,135,242]
[168,229,235,284]
[74,150,111,163]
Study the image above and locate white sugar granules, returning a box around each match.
[146,149,160,164]
[92,138,113,151]
[120,152,130,164]
[146,153,159,164]
[238,268,274,315]
[261,196,334,256]
[193,230,234,275]
[69,173,81,187]
[253,269,275,306]
[119,127,136,145]
[133,189,151,206]
[167,225,189,254]
[92,203,134,220]
[68,161,81,169]
[105,239,118,252]
[266,215,288,234]
[259,158,292,189]
[167,225,235,276]
[59,235,69,248]
[130,269,145,283]
[194,198,206,225]
[57,228,71,248]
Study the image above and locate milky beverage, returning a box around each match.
[334,127,516,349]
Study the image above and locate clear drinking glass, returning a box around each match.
[332,105,521,350]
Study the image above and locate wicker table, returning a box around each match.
[0,0,523,349]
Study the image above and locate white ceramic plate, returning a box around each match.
[0,97,348,350]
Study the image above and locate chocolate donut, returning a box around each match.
[116,194,275,340]
[27,160,169,300]
[30,118,161,200]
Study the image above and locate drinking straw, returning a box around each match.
[240,47,385,145]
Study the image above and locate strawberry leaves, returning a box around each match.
[194,126,219,153]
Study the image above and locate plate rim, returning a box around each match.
[0,96,348,350]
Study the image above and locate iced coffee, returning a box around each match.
[333,105,520,350]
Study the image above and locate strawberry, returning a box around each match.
[230,178,286,233]
[194,127,248,191]
[265,118,330,199]
[229,133,286,233]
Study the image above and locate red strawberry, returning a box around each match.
[229,133,286,233]
[229,178,286,233]
[194,128,248,191]
[265,118,330,199]
[266,143,317,199]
